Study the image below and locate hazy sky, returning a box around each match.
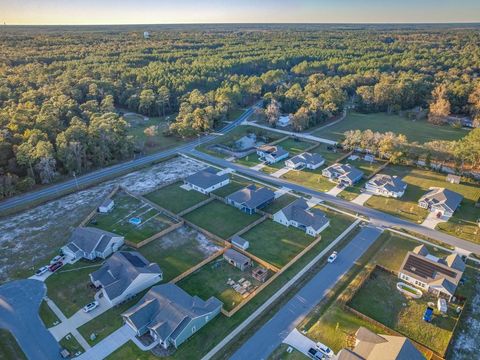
[2,0,480,25]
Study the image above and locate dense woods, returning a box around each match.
[1,24,480,198]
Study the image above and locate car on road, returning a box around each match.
[83,301,99,313]
[48,261,63,272]
[423,306,434,322]
[327,251,338,263]
[35,266,49,276]
[308,347,325,360]
[316,343,333,357]
[50,255,65,264]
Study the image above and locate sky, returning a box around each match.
[1,0,480,25]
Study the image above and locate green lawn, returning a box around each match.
[342,157,386,177]
[311,144,345,164]
[212,178,250,198]
[336,179,367,202]
[269,344,309,360]
[144,182,208,214]
[0,329,26,360]
[241,220,315,268]
[90,191,174,244]
[45,261,101,317]
[263,193,297,214]
[178,257,263,311]
[313,112,467,143]
[39,300,60,328]
[184,200,262,239]
[281,167,336,193]
[59,333,84,355]
[260,138,316,174]
[236,153,263,167]
[134,226,221,282]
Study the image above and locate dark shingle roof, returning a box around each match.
[224,248,250,265]
[325,163,364,182]
[368,174,406,193]
[278,199,329,231]
[257,145,289,159]
[68,227,121,255]
[226,185,275,209]
[419,187,463,213]
[288,152,324,166]
[185,167,228,189]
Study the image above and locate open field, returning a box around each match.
[184,200,261,239]
[144,182,208,214]
[178,257,263,312]
[281,167,336,193]
[241,220,314,268]
[39,300,60,328]
[90,191,174,244]
[0,329,26,360]
[262,193,297,214]
[313,112,467,143]
[134,226,221,282]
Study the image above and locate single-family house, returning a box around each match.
[256,145,289,164]
[285,152,325,170]
[90,251,163,306]
[336,327,424,360]
[223,249,252,271]
[418,187,463,217]
[122,284,222,349]
[273,199,330,237]
[98,198,114,213]
[226,185,275,214]
[277,115,291,127]
[365,174,407,198]
[184,167,230,194]
[61,227,124,261]
[398,245,465,301]
[231,235,249,250]
[446,174,461,184]
[322,163,364,186]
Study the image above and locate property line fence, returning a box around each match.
[177,197,215,217]
[228,215,268,240]
[125,220,184,249]
[79,185,120,227]
[169,248,226,284]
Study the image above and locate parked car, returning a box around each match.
[308,347,324,360]
[423,306,434,322]
[35,266,49,276]
[48,261,63,272]
[83,301,99,313]
[50,255,65,265]
[316,343,333,357]
[327,251,338,263]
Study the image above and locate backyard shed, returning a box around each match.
[98,199,114,213]
[446,174,461,184]
[231,235,250,250]
[223,249,252,271]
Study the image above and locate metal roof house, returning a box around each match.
[336,327,424,360]
[322,163,364,186]
[226,185,275,214]
[273,199,330,237]
[184,167,230,194]
[285,152,325,170]
[365,174,407,198]
[61,227,124,261]
[398,245,465,301]
[256,145,289,164]
[418,187,463,217]
[90,251,163,306]
[122,284,222,349]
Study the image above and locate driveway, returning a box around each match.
[351,191,373,205]
[251,162,266,171]
[271,167,291,178]
[230,226,383,360]
[422,211,449,229]
[326,185,344,197]
[0,279,62,360]
[283,329,317,355]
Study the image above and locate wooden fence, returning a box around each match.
[365,160,391,180]
[125,220,184,249]
[333,150,354,164]
[169,248,226,284]
[228,215,268,240]
[177,197,215,217]
[79,185,120,227]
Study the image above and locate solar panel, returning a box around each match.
[123,252,146,267]
[405,255,457,280]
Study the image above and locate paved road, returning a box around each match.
[0,106,255,215]
[230,226,383,360]
[189,150,480,255]
[0,279,62,360]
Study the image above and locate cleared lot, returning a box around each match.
[144,182,208,214]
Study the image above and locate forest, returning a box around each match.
[1,24,480,198]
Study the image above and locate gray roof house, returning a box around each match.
[336,327,424,360]
[122,284,222,349]
[226,185,275,214]
[365,174,407,198]
[223,248,252,271]
[90,251,163,306]
[61,227,124,261]
[399,245,465,301]
[273,199,330,237]
[418,187,463,217]
[322,163,364,186]
[285,152,325,170]
[256,145,289,164]
[184,167,230,194]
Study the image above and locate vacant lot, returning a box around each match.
[242,220,314,268]
[313,112,467,143]
[90,191,174,244]
[184,200,262,239]
[0,329,26,360]
[144,182,208,214]
[178,257,263,311]
[281,167,336,192]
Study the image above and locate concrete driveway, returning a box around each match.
[421,211,449,229]
[326,185,344,197]
[0,279,62,360]
[283,329,317,355]
[351,191,373,205]
[271,167,291,178]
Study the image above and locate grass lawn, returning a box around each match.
[349,268,458,355]
[144,182,208,214]
[184,200,261,239]
[178,257,263,311]
[281,167,336,193]
[336,179,367,202]
[260,138,316,174]
[90,191,174,244]
[263,194,297,214]
[268,344,309,360]
[0,329,26,360]
[313,112,467,144]
[45,260,101,317]
[212,178,250,198]
[39,300,60,327]
[241,220,315,268]
[236,153,263,167]
[134,226,221,282]
[59,333,84,355]
[342,157,387,177]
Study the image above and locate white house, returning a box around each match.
[365,174,407,198]
[256,145,289,164]
[90,251,163,306]
[285,152,325,170]
[231,235,250,250]
[184,167,230,194]
[98,198,114,213]
[277,115,291,127]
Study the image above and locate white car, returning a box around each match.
[327,251,338,263]
[83,301,99,313]
[316,343,333,357]
[50,255,64,265]
[35,266,49,276]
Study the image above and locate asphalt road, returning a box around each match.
[0,106,254,215]
[230,226,383,360]
[189,149,480,255]
[0,279,62,360]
